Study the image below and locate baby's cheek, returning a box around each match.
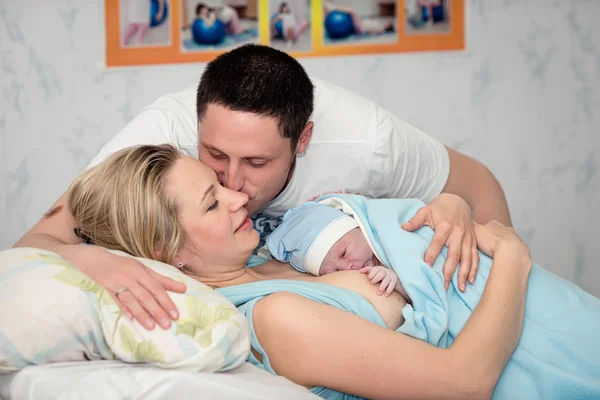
[319,261,336,276]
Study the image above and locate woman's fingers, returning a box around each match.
[129,277,174,330]
[115,286,156,330]
[112,294,133,320]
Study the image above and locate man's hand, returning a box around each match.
[68,246,187,330]
[402,193,480,292]
[359,265,402,296]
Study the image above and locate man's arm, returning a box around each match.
[443,146,512,227]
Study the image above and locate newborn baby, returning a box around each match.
[265,202,402,296]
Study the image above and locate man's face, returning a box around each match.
[198,104,306,216]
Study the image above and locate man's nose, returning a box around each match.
[224,167,243,191]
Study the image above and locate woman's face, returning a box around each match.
[198,6,208,17]
[166,156,259,274]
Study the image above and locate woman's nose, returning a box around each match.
[226,188,249,211]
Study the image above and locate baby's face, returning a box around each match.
[319,228,378,275]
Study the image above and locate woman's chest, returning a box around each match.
[298,271,407,330]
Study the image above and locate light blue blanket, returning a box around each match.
[218,194,600,399]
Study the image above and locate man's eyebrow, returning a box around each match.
[203,143,272,160]
[203,144,224,153]
[246,155,272,161]
[202,184,215,202]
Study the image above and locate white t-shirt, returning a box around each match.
[279,13,298,31]
[88,78,449,217]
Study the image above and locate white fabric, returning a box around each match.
[88,78,449,216]
[126,0,151,23]
[279,13,298,32]
[0,247,250,374]
[304,215,358,275]
[0,361,319,400]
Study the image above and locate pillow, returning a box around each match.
[0,247,250,374]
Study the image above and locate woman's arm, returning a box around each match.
[14,193,185,330]
[252,221,532,400]
[201,12,217,27]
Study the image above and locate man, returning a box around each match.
[14,45,511,331]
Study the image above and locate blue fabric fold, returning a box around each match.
[218,194,600,399]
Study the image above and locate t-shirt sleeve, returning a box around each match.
[368,109,450,204]
[86,108,182,169]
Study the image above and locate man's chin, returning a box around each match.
[247,198,271,217]
[246,202,260,217]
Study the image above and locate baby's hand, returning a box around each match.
[359,265,401,296]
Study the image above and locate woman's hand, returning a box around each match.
[68,246,187,330]
[474,220,532,267]
[402,193,479,292]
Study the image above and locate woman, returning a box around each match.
[271,2,310,46]
[65,144,599,399]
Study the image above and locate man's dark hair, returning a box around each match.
[196,44,315,149]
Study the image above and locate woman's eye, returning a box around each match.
[207,200,219,211]
[341,250,346,258]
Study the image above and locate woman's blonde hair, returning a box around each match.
[66,144,184,264]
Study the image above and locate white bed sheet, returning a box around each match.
[0,361,319,400]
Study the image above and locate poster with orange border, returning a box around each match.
[106,1,464,68]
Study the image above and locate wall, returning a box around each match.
[330,0,378,16]
[1,0,599,295]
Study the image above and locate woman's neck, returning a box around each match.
[186,260,307,289]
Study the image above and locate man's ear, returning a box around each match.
[295,121,314,155]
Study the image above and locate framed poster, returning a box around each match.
[106,0,464,67]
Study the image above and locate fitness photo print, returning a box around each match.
[180,0,259,52]
[104,0,464,68]
[269,1,312,53]
[322,0,398,46]
[120,0,172,47]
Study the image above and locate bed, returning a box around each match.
[0,361,318,400]
[0,247,318,400]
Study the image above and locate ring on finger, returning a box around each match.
[115,287,131,297]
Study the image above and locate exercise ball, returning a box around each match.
[431,5,445,22]
[324,11,354,39]
[192,18,226,45]
[271,13,283,38]
[150,0,168,28]
[421,5,445,23]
